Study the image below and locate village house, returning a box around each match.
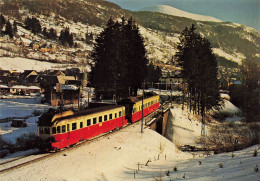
[0,84,9,94]
[21,70,38,79]
[9,84,41,95]
[41,75,80,106]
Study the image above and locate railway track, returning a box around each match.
[0,112,157,174]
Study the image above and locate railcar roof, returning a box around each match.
[38,105,123,126]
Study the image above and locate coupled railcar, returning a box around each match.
[131,95,160,123]
[38,94,160,151]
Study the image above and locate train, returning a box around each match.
[37,94,160,151]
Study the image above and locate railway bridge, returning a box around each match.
[144,101,171,136]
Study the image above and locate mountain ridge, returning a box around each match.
[140,5,222,23]
[0,0,259,67]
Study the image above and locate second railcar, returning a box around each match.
[131,95,160,123]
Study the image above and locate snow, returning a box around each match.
[0,92,258,180]
[219,99,241,115]
[0,97,49,120]
[0,57,67,72]
[141,5,222,22]
[1,121,259,180]
[54,84,78,90]
[212,48,245,64]
[221,93,230,100]
[10,85,40,90]
[0,116,38,144]
[0,97,50,144]
[165,104,204,146]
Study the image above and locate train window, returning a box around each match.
[44,127,50,134]
[93,118,97,124]
[99,116,102,123]
[115,113,117,118]
[145,103,147,108]
[57,126,61,133]
[62,125,66,133]
[39,127,44,134]
[52,127,56,134]
[72,123,77,130]
[67,124,70,132]
[80,122,83,128]
[87,119,91,126]
[119,111,121,117]
[109,114,112,120]
[148,102,150,106]
[104,115,107,121]
[139,106,140,111]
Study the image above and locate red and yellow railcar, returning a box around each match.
[131,95,160,123]
[38,105,127,151]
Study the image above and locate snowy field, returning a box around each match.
[1,91,258,180]
[1,123,259,181]
[0,97,49,120]
[0,97,50,143]
[0,57,66,72]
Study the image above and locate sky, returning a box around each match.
[106,0,260,31]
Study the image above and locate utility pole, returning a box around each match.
[170,79,172,108]
[141,81,145,133]
[56,83,63,112]
[78,85,81,111]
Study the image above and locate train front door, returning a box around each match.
[67,124,70,143]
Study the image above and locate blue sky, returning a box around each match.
[106,0,260,31]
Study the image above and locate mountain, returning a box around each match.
[141,5,222,22]
[0,0,259,68]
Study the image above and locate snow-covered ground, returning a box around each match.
[0,97,49,120]
[1,122,259,181]
[0,97,50,143]
[212,48,245,65]
[0,116,38,144]
[165,104,204,147]
[1,90,258,180]
[0,57,67,72]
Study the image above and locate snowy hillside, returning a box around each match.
[1,0,259,68]
[1,121,259,181]
[0,57,91,72]
[141,5,222,22]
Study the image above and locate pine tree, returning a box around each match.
[0,14,6,35]
[91,17,148,99]
[59,27,73,46]
[43,27,48,38]
[49,28,57,40]
[145,63,162,83]
[175,24,220,123]
[24,17,41,34]
[240,58,260,122]
[12,20,17,35]
[5,20,13,38]
[32,17,41,34]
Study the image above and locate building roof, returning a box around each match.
[0,84,9,88]
[11,85,40,90]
